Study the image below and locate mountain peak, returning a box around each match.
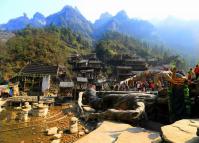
[115,10,128,19]
[100,12,112,20]
[33,12,45,19]
[31,12,46,27]
[61,5,79,13]
[62,5,73,10]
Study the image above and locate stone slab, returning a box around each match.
[161,119,199,143]
[75,121,160,143]
[115,130,160,143]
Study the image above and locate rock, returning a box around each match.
[71,117,78,122]
[26,104,32,109]
[82,106,96,112]
[69,104,73,108]
[58,130,63,134]
[32,105,48,117]
[84,129,89,134]
[51,139,60,143]
[17,109,29,121]
[53,133,62,139]
[79,131,85,136]
[75,121,129,143]
[115,130,160,143]
[161,119,199,143]
[75,121,160,143]
[47,127,58,135]
[70,117,78,134]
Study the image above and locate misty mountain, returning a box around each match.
[0,6,93,37]
[0,5,198,60]
[93,10,158,41]
[0,7,157,41]
[0,12,46,31]
[0,13,30,31]
[46,6,93,37]
[94,12,112,30]
[30,12,46,27]
[153,17,199,57]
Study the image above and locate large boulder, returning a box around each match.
[161,119,199,143]
[75,121,160,143]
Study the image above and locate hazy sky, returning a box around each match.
[0,0,199,24]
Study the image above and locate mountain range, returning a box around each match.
[0,5,198,59]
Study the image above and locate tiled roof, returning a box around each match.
[20,63,59,76]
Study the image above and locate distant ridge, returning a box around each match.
[0,5,199,58]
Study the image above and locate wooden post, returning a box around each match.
[24,77,26,91]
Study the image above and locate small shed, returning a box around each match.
[76,77,88,89]
[59,81,74,97]
[74,77,88,100]
[17,63,62,96]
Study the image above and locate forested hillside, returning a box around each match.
[95,32,187,68]
[0,26,91,79]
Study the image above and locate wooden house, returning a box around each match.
[17,63,64,96]
[124,59,148,71]
[74,57,103,81]
[116,66,133,80]
[83,53,97,60]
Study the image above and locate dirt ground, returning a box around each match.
[0,102,91,143]
[30,103,90,143]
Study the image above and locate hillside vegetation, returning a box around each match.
[96,32,187,68]
[0,26,91,79]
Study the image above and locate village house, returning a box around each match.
[71,53,104,81]
[113,54,148,80]
[116,66,133,80]
[16,63,66,96]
